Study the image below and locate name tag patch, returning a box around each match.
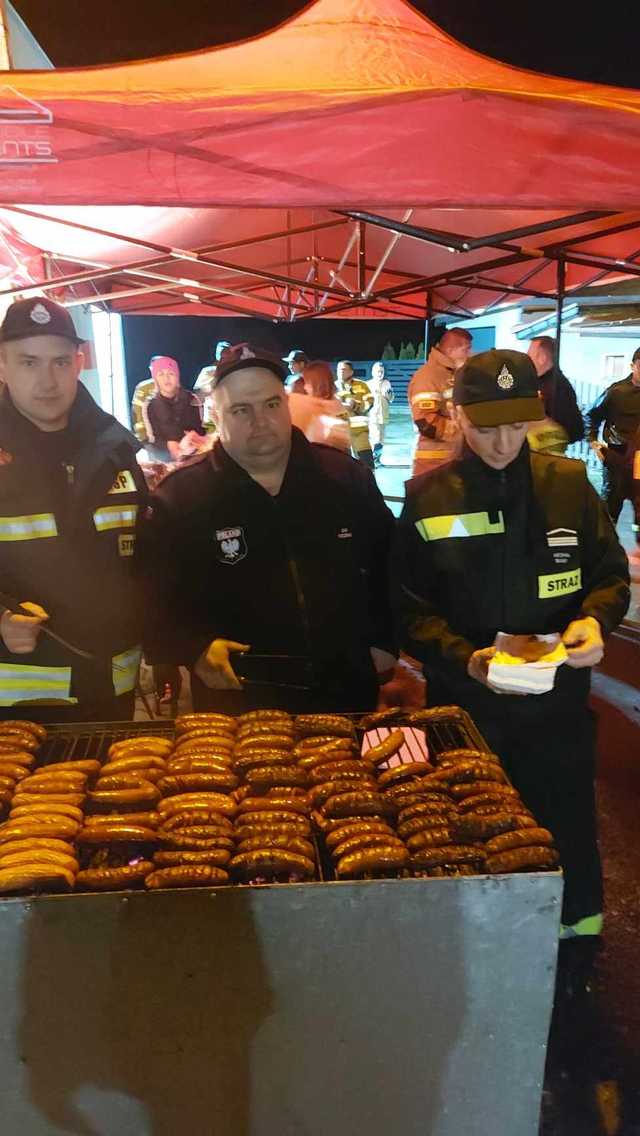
[538,568,582,599]
[109,470,137,495]
[118,534,136,557]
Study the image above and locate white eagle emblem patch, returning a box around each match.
[497,364,515,390]
[215,526,247,565]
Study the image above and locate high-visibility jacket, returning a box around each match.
[130,378,155,444]
[394,443,630,719]
[407,348,459,470]
[0,385,146,715]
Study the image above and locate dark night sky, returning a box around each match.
[11,1,640,88]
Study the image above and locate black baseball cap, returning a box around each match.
[282,348,307,364]
[0,296,84,345]
[212,343,287,389]
[453,349,544,427]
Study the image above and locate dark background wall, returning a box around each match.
[122,315,423,393]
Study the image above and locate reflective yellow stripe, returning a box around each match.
[538,568,582,599]
[113,645,141,697]
[93,504,138,532]
[416,510,505,542]
[560,914,603,938]
[633,450,640,479]
[0,513,57,541]
[0,662,74,705]
[108,470,137,495]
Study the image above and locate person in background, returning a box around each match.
[587,346,640,557]
[138,344,396,714]
[0,297,147,721]
[288,360,350,451]
[368,361,395,466]
[282,349,308,394]
[407,328,472,476]
[194,340,233,398]
[527,335,584,455]
[130,374,155,444]
[336,359,375,468]
[143,356,205,462]
[394,348,629,982]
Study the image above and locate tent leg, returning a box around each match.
[425,291,435,359]
[555,257,566,366]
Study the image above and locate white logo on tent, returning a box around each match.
[0,86,52,125]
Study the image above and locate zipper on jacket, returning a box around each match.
[270,498,313,658]
[498,470,507,628]
[64,463,75,486]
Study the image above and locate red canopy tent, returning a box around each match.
[0,0,639,322]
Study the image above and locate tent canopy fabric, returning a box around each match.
[0,0,639,321]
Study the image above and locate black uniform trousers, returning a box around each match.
[602,452,640,540]
[470,704,602,929]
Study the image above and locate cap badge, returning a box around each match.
[497,364,515,390]
[30,302,51,325]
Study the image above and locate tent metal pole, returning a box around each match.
[425,291,434,358]
[357,222,366,296]
[555,257,566,365]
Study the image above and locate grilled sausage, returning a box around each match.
[175,713,237,734]
[332,832,406,860]
[40,759,100,776]
[158,772,239,796]
[0,749,35,767]
[0,864,75,892]
[236,721,295,740]
[296,744,358,770]
[398,814,455,840]
[229,849,315,878]
[405,827,453,852]
[107,738,172,760]
[83,812,159,829]
[0,817,80,841]
[86,785,160,811]
[335,844,409,877]
[309,760,374,785]
[0,837,75,857]
[410,845,486,869]
[294,715,355,739]
[364,731,406,767]
[154,850,234,867]
[359,706,404,730]
[377,763,434,789]
[406,707,460,725]
[101,755,168,775]
[244,766,307,790]
[397,801,454,824]
[323,790,386,818]
[10,802,84,823]
[161,810,233,832]
[237,710,292,727]
[235,734,294,754]
[325,820,395,850]
[235,812,310,836]
[484,828,555,855]
[310,780,378,809]
[0,849,79,873]
[435,747,500,766]
[0,730,39,751]
[159,833,236,851]
[237,795,309,817]
[0,762,32,781]
[433,762,507,786]
[160,826,236,845]
[233,751,294,772]
[453,813,536,843]
[0,719,47,741]
[78,824,157,844]
[293,735,352,755]
[95,773,158,792]
[235,834,314,859]
[486,846,560,874]
[158,793,237,819]
[76,862,155,890]
[13,792,84,807]
[456,790,522,812]
[145,865,230,888]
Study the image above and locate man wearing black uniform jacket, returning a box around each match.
[394,349,629,949]
[527,335,584,455]
[0,297,146,720]
[138,344,396,713]
[587,346,640,555]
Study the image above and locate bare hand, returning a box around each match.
[0,601,48,654]
[194,638,250,690]
[467,646,496,687]
[562,616,604,669]
[376,656,425,710]
[590,441,606,463]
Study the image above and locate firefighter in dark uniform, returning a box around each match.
[0,297,146,721]
[587,345,640,552]
[138,345,396,713]
[394,349,630,948]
